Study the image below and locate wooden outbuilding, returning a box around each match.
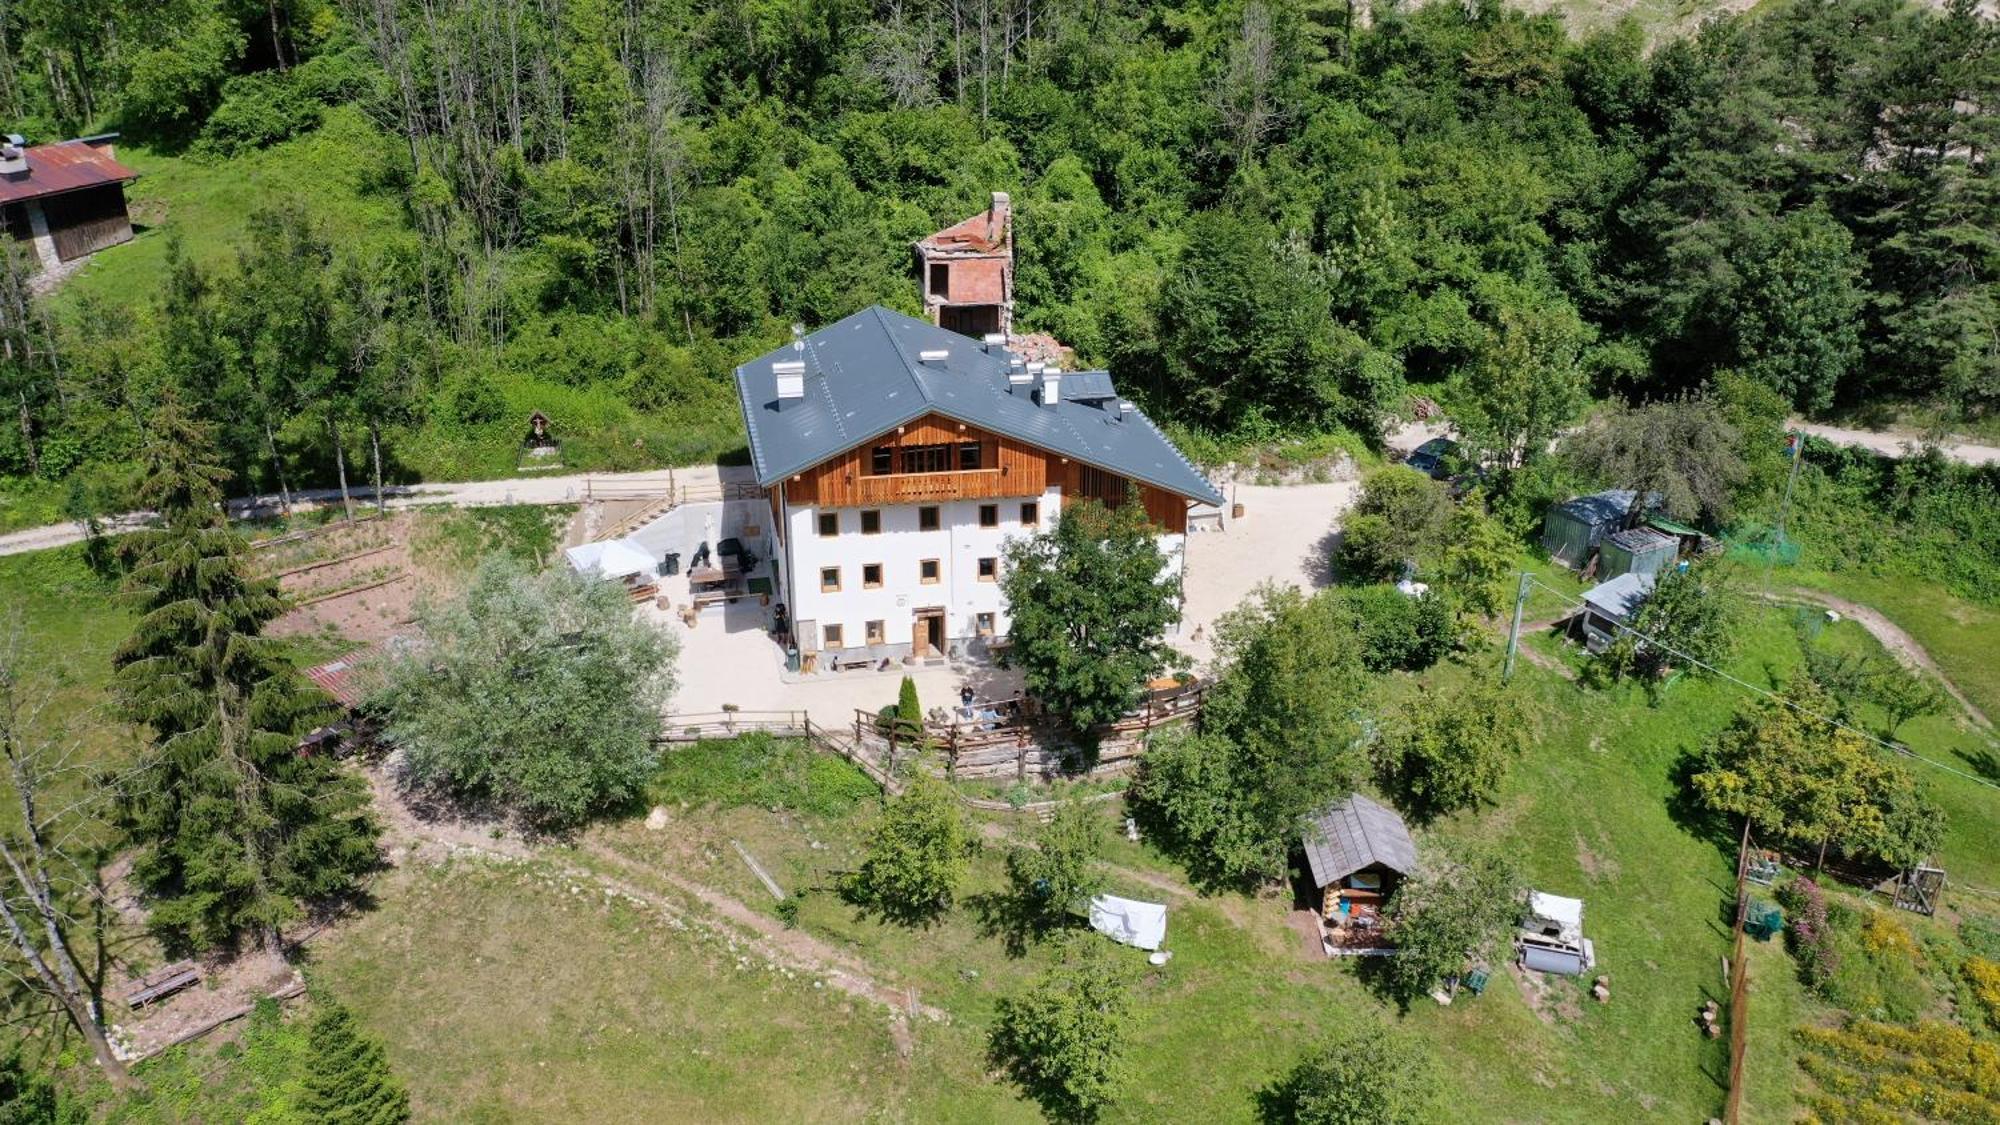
[1302,793,1417,942]
[0,134,138,269]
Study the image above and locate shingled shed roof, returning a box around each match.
[734,305,1224,505]
[0,138,138,206]
[1303,793,1418,889]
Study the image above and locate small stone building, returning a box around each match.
[0,134,138,269]
[914,192,1012,338]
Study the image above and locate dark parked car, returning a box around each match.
[1404,437,1458,480]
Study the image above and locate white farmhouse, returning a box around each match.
[734,305,1222,664]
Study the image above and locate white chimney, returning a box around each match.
[988,191,1011,244]
[1040,366,1061,409]
[773,359,805,406]
[918,348,950,365]
[0,136,26,178]
[982,332,1006,353]
[1114,399,1133,421]
[1009,368,1034,397]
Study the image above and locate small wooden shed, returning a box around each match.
[1303,793,1418,924]
[0,134,137,269]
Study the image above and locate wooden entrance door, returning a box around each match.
[912,609,945,656]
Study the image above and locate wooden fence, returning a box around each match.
[1725,818,1753,1125]
[658,689,1205,813]
[847,685,1206,783]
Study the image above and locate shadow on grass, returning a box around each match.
[967,889,1048,958]
[1956,744,2000,783]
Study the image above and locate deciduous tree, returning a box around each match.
[990,933,1135,1123]
[1260,1014,1444,1124]
[1000,500,1183,731]
[1382,842,1524,1003]
[844,777,976,926]
[1005,797,1106,932]
[1336,467,1451,584]
[1376,680,1526,819]
[378,555,677,832]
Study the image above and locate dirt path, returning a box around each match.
[1789,420,2000,467]
[1766,589,1992,729]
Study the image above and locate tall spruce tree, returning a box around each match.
[302,998,411,1125]
[111,398,376,951]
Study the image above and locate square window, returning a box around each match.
[976,612,995,637]
[860,509,881,534]
[820,567,840,592]
[1020,501,1039,525]
[823,624,844,649]
[978,504,998,528]
[918,506,940,531]
[959,441,983,471]
[870,446,893,475]
[866,619,885,645]
[863,563,883,589]
[920,559,940,584]
[977,557,997,581]
[817,512,838,537]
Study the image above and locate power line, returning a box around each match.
[1516,573,2000,796]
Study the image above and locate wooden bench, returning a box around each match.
[124,960,202,1009]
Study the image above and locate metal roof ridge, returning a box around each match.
[869,305,941,411]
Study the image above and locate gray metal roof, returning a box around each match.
[733,306,1224,505]
[1605,527,1676,554]
[1303,793,1418,888]
[1581,571,1656,621]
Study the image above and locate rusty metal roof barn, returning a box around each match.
[1303,792,1419,889]
[0,137,137,205]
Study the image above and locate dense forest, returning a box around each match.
[0,0,1996,522]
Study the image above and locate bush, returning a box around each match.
[1337,467,1452,583]
[1004,798,1107,931]
[991,935,1135,1123]
[1779,877,1840,993]
[197,71,324,157]
[1336,585,1456,672]
[843,777,976,925]
[1963,957,2000,1028]
[1375,680,1525,819]
[1260,1015,1444,1124]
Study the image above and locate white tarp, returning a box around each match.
[1527,891,1585,944]
[1088,894,1167,952]
[565,538,657,579]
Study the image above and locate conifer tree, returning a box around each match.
[112,398,377,951]
[302,998,411,1125]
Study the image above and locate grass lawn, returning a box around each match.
[1787,566,2000,723]
[48,106,407,319]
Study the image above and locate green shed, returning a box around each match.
[1598,527,1679,581]
[1543,490,1650,569]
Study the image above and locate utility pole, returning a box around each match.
[1764,430,1804,599]
[1503,570,1533,680]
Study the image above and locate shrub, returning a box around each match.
[1963,957,2000,1028]
[1004,798,1108,931]
[1376,680,1526,819]
[379,555,677,831]
[990,934,1135,1122]
[843,777,977,925]
[197,71,323,157]
[1337,467,1452,583]
[1337,585,1456,673]
[1780,877,1840,993]
[1260,1015,1444,1124]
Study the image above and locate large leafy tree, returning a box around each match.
[112,399,377,950]
[990,933,1135,1123]
[1000,500,1184,731]
[1450,299,1590,469]
[1690,678,1943,869]
[1561,394,1746,528]
[1131,586,1370,887]
[1727,207,1866,414]
[378,555,677,832]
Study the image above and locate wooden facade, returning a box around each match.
[789,412,1190,533]
[42,184,132,260]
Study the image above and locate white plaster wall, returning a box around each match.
[786,486,1058,651]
